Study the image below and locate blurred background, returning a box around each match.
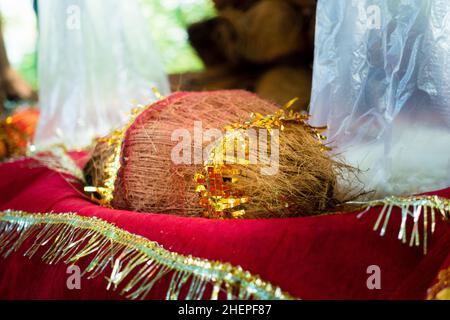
[0,0,316,112]
[0,0,216,92]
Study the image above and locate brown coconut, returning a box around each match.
[221,123,342,218]
[85,90,358,218]
[84,90,279,215]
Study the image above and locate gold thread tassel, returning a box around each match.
[29,146,86,183]
[0,210,294,300]
[354,195,450,254]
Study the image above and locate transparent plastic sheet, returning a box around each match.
[310,0,450,197]
[34,0,170,149]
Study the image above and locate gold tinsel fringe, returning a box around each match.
[1,145,85,184]
[353,195,450,254]
[29,146,86,183]
[0,210,294,300]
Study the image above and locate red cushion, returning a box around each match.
[0,152,449,299]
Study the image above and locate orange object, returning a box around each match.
[0,107,40,161]
[10,107,40,137]
[0,140,7,160]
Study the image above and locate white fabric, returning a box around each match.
[310,0,450,197]
[34,0,170,149]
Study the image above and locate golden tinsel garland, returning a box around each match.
[83,105,148,206]
[0,210,295,300]
[84,88,164,206]
[355,195,450,254]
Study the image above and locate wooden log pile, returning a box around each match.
[171,0,316,110]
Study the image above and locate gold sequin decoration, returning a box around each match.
[84,89,165,206]
[195,99,329,219]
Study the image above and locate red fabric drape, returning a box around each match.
[0,153,449,299]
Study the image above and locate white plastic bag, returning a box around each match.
[310,0,450,196]
[34,0,170,149]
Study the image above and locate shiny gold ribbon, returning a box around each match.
[0,210,295,300]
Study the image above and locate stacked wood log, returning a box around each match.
[172,0,316,110]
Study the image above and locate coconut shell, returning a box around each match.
[84,90,280,215]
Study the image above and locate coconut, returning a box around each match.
[84,90,279,215]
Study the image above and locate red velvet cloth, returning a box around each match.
[0,153,449,300]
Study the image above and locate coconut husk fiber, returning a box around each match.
[85,90,360,218]
[84,90,279,215]
[196,110,360,219]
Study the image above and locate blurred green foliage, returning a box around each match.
[17,51,38,90]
